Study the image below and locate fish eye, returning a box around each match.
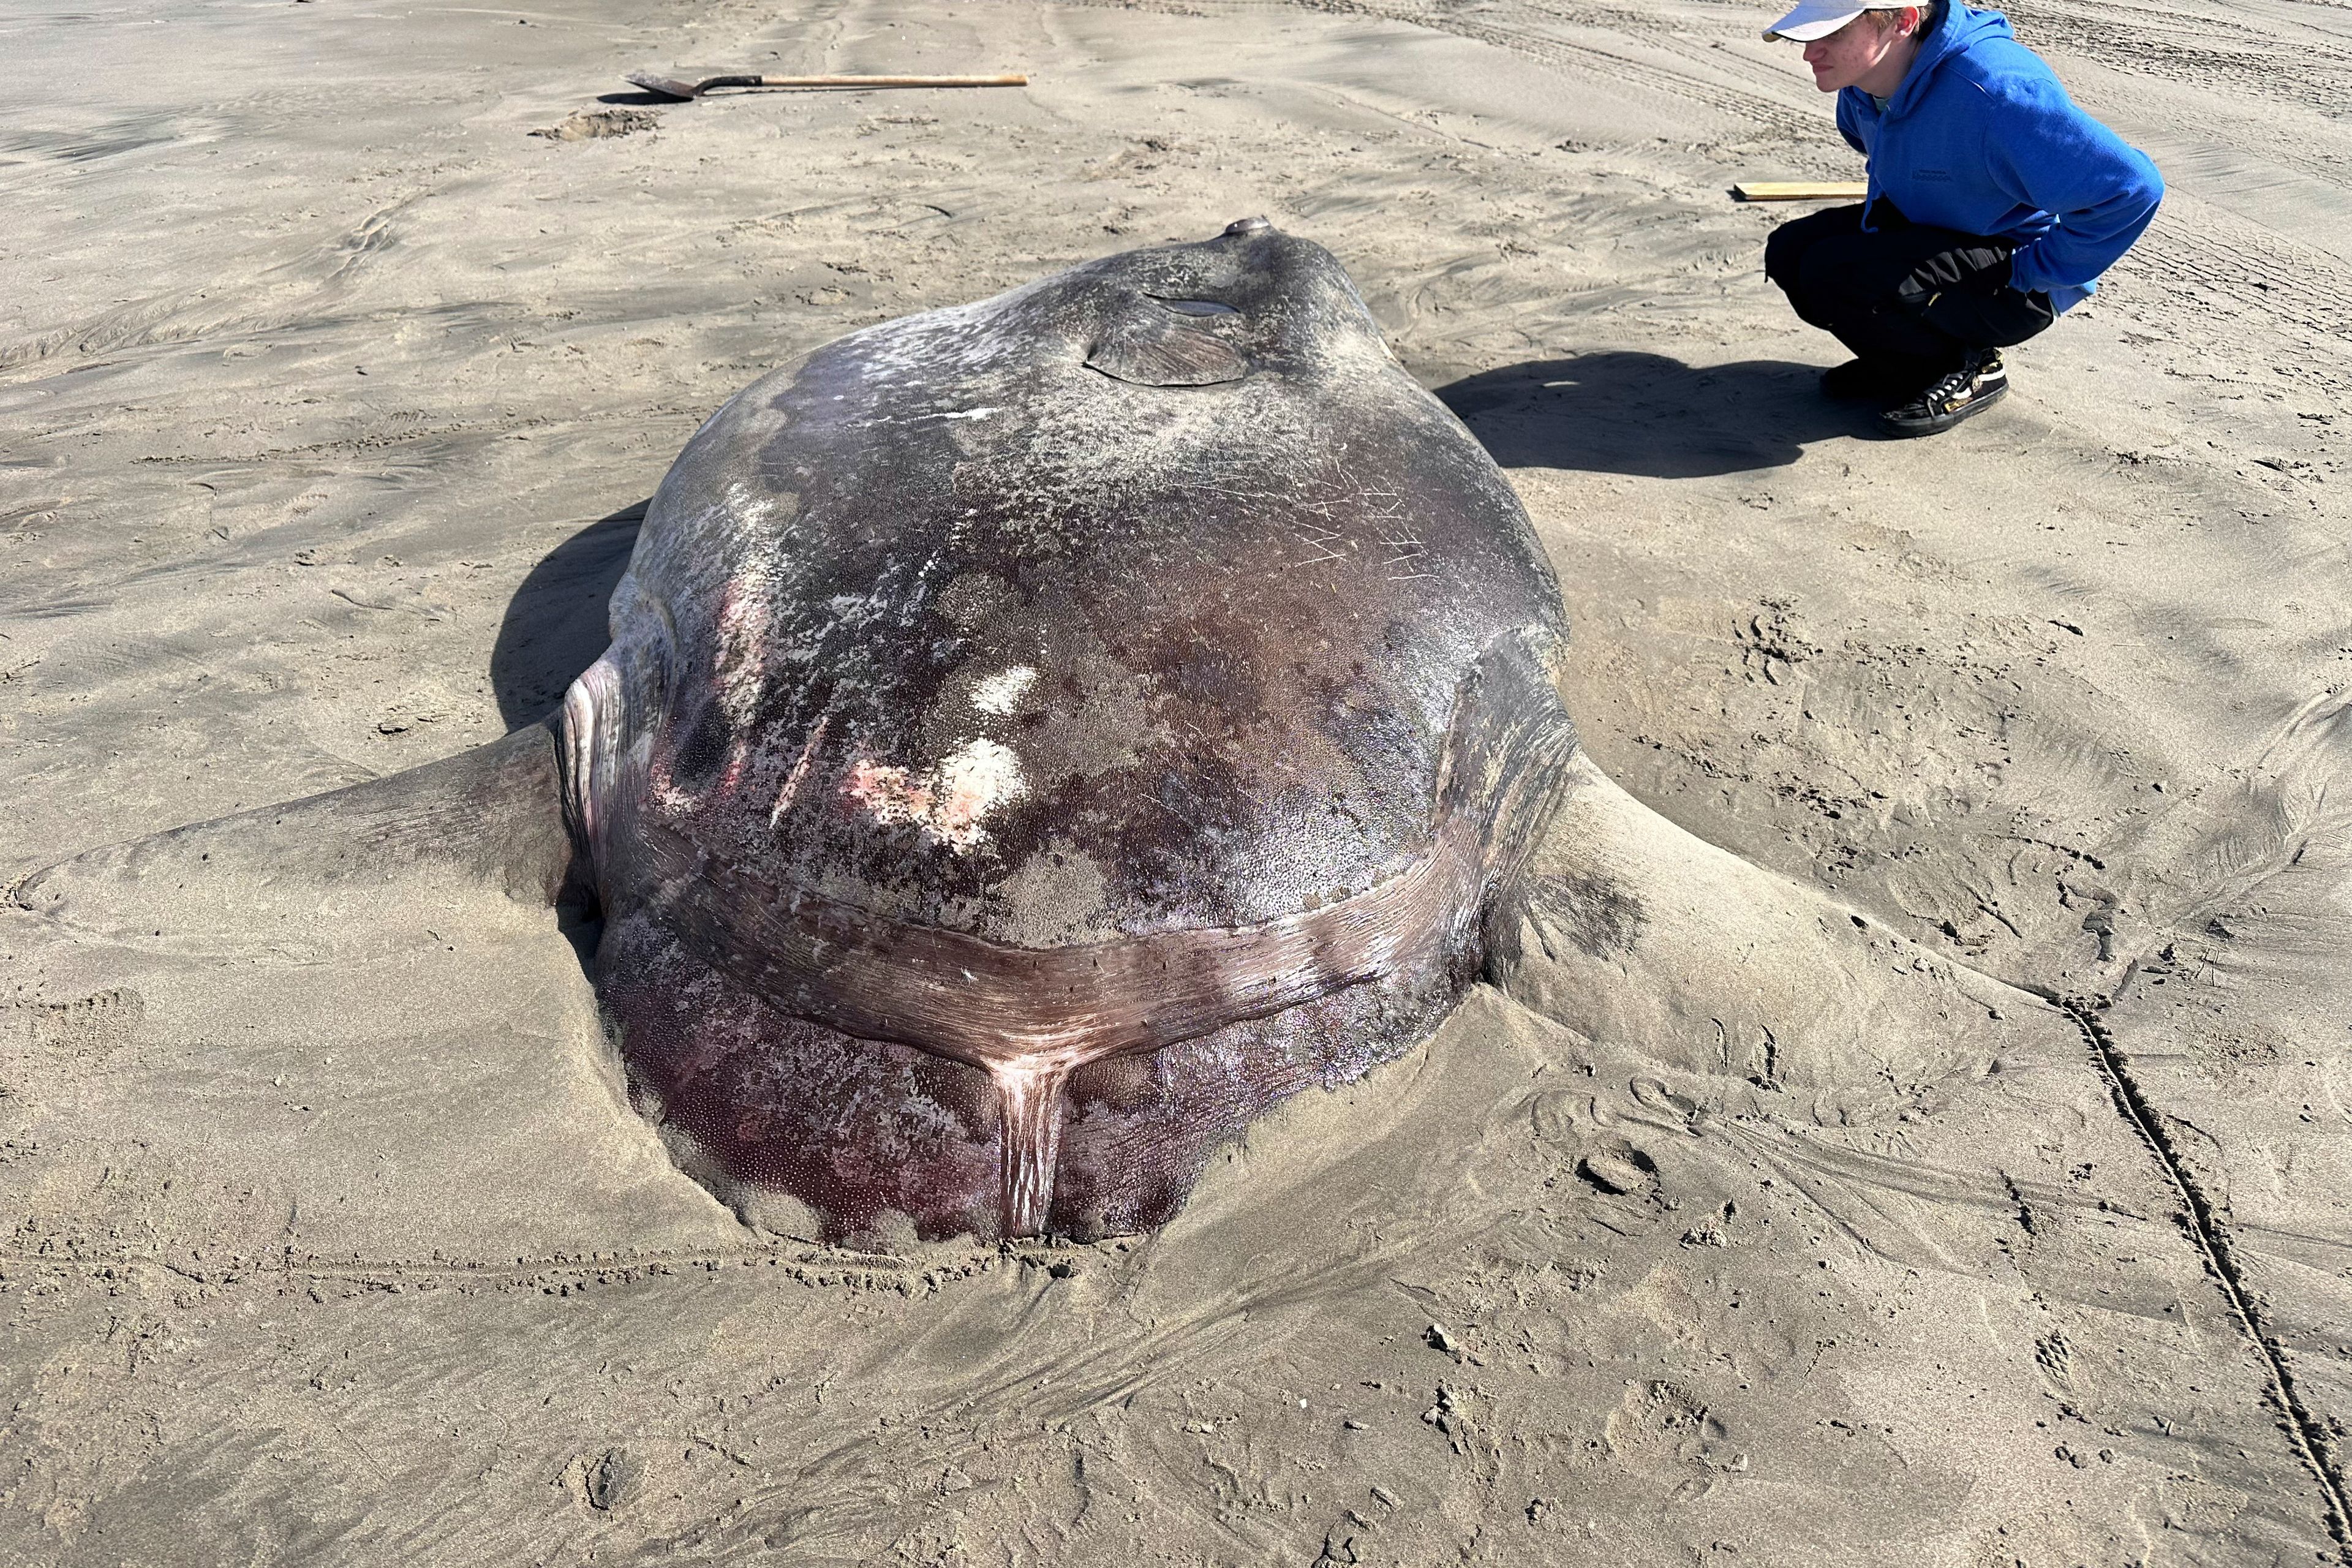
[1150,296,1241,317]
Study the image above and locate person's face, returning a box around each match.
[1800,11,1918,94]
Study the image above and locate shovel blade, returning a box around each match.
[625,70,712,100]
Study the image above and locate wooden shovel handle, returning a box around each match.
[750,74,1027,88]
[1732,181,1868,202]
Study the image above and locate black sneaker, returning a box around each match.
[1879,349,2008,437]
[1820,358,1930,402]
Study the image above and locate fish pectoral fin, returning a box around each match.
[1083,315,1250,387]
[12,721,581,948]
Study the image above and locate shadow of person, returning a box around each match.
[1434,352,1874,479]
[491,500,647,729]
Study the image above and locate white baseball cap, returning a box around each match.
[1762,1,1916,41]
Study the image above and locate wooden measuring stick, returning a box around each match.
[1732,181,1869,202]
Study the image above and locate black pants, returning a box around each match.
[1764,201,2056,380]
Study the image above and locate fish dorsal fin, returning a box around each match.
[1084,301,1248,387]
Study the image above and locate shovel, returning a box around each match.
[627,70,1028,100]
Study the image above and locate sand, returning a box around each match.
[4,0,2351,1561]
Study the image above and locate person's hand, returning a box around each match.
[1966,251,2016,295]
[1898,247,2016,314]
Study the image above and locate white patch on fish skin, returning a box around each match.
[971,666,1038,716]
[770,714,832,827]
[708,568,782,801]
[844,737,1028,852]
[712,576,772,729]
[721,480,783,525]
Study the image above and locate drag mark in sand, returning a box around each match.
[2049,989,2352,1558]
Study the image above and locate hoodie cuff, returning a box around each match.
[2007,244,2054,298]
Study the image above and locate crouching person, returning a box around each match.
[1761,1,2163,437]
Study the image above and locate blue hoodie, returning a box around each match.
[1836,2,2163,312]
